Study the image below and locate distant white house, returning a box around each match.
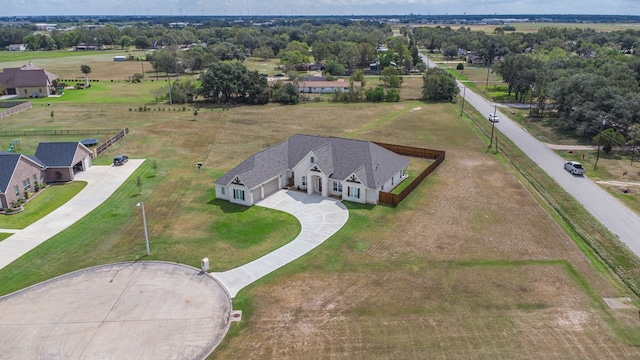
[113,56,126,62]
[215,134,409,206]
[8,44,26,51]
[295,79,361,94]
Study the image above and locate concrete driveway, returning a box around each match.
[211,190,349,298]
[0,262,231,360]
[0,160,144,271]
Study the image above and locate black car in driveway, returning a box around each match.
[113,155,129,166]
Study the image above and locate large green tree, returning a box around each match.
[80,65,91,86]
[198,60,268,104]
[421,68,459,102]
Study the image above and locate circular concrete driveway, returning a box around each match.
[0,262,231,360]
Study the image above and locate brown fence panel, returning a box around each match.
[376,143,445,206]
[95,128,129,156]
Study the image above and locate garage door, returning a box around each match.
[263,178,279,198]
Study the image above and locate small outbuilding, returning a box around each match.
[113,56,126,62]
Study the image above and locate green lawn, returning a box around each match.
[0,182,86,229]
[0,162,300,296]
[0,233,11,242]
[36,81,160,104]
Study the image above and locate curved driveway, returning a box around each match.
[423,49,640,256]
[211,190,349,298]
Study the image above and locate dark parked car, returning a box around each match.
[113,155,129,166]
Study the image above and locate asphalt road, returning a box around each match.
[421,53,640,257]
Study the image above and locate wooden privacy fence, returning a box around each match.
[0,101,31,119]
[374,142,446,206]
[94,128,129,157]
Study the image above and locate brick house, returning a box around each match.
[0,142,93,210]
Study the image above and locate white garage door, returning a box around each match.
[263,178,279,198]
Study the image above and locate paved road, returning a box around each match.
[433,56,640,255]
[0,262,231,360]
[211,190,349,298]
[0,160,144,271]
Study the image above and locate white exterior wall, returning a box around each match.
[228,184,252,206]
[365,189,379,204]
[344,182,366,204]
[291,151,318,191]
[379,169,407,193]
[329,180,343,197]
[215,184,229,200]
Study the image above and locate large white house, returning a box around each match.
[215,134,410,206]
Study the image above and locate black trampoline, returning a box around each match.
[80,138,99,147]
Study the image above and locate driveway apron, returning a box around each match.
[211,190,349,298]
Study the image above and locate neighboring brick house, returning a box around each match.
[215,134,409,206]
[0,142,93,210]
[0,62,58,98]
[35,142,93,182]
[0,153,46,210]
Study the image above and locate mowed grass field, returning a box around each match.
[0,53,639,358]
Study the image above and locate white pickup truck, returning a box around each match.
[564,161,586,176]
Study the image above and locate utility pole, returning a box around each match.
[460,86,466,116]
[489,104,497,148]
[136,202,150,256]
[167,75,173,105]
[529,84,534,116]
[594,113,606,171]
[485,61,490,90]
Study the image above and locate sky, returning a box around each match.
[1,0,639,17]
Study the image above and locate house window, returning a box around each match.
[333,181,342,192]
[23,179,31,191]
[391,176,394,186]
[233,189,245,201]
[348,186,360,199]
[310,156,315,163]
[24,89,27,94]
[33,174,37,184]
[381,185,384,191]
[14,185,19,196]
[221,187,225,195]
[302,176,306,186]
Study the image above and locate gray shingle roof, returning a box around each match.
[0,152,20,193]
[34,142,81,167]
[215,134,409,190]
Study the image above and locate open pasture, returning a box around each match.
[0,60,639,359]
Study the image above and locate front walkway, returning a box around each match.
[0,160,144,271]
[211,190,349,298]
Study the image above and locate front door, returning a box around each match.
[316,177,322,192]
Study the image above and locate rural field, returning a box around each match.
[1,54,640,359]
